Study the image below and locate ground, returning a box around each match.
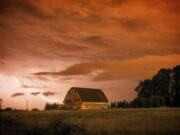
[0,108,180,135]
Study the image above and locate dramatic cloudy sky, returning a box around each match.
[0,0,180,109]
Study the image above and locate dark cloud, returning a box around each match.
[0,0,179,74]
[147,0,180,15]
[118,18,149,32]
[34,72,61,76]
[60,67,92,76]
[0,0,51,18]
[0,61,5,65]
[31,92,40,96]
[12,92,25,97]
[85,35,102,41]
[43,91,55,97]
[0,22,10,30]
[44,39,88,52]
[0,0,179,65]
[84,35,111,48]
[33,55,180,81]
[0,0,14,14]
[33,62,94,76]
[107,0,132,7]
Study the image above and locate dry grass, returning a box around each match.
[1,108,180,135]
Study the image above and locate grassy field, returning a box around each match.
[0,108,180,135]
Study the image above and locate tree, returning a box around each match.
[31,108,39,111]
[169,65,180,107]
[130,97,146,108]
[133,65,180,107]
[110,102,117,108]
[151,68,171,104]
[4,107,13,111]
[44,103,59,110]
[150,96,165,107]
[135,79,153,98]
[153,69,171,92]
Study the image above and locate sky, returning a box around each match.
[0,0,180,110]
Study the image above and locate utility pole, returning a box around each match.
[26,100,28,111]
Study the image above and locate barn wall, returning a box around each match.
[81,102,108,110]
[63,89,82,109]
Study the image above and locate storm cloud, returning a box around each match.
[0,0,180,109]
[0,0,180,64]
[12,92,25,98]
[31,92,40,96]
[43,91,56,97]
[34,55,180,81]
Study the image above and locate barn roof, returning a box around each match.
[70,87,108,102]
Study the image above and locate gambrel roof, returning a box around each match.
[70,87,108,102]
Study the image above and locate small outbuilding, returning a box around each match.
[63,87,109,110]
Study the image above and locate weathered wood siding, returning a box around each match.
[63,89,82,109]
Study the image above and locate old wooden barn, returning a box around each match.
[63,87,109,110]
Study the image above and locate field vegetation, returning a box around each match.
[0,108,180,135]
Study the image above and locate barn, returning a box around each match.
[63,87,109,110]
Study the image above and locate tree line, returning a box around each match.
[44,103,59,110]
[110,96,165,108]
[111,65,180,108]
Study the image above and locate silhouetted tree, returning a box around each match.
[134,65,180,107]
[169,65,180,107]
[31,108,39,111]
[4,107,13,111]
[151,68,171,105]
[111,100,130,108]
[110,102,117,108]
[44,103,59,110]
[135,79,153,98]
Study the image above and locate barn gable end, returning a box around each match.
[63,87,109,110]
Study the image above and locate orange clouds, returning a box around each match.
[0,0,180,64]
[34,54,180,81]
[0,0,180,109]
